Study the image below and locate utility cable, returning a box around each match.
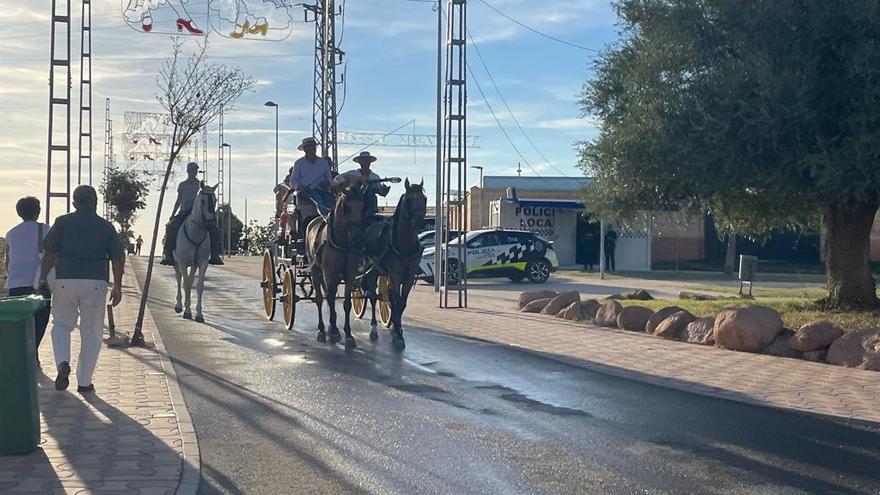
[477,0,598,52]
[467,28,570,177]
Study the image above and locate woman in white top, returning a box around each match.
[5,196,51,350]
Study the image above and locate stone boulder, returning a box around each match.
[714,305,784,352]
[540,291,580,316]
[686,316,716,345]
[654,311,696,341]
[761,329,802,359]
[646,306,686,334]
[521,298,553,314]
[519,290,558,309]
[826,328,880,371]
[594,301,624,327]
[616,306,654,332]
[559,300,600,322]
[803,349,827,363]
[791,321,844,352]
[629,289,654,301]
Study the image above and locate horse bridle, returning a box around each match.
[390,190,426,259]
[183,190,215,250]
[327,188,367,254]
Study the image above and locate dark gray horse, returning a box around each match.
[304,185,368,348]
[361,179,427,350]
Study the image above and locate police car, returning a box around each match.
[420,228,558,284]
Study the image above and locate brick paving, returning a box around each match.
[0,260,197,494]
[404,286,880,425]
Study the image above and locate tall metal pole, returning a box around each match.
[46,0,72,223]
[274,105,279,185]
[434,0,443,294]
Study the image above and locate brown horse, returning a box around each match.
[305,185,368,348]
[362,179,427,349]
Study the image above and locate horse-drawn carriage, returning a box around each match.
[260,176,426,350]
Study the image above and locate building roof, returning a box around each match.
[512,198,585,209]
[482,175,592,191]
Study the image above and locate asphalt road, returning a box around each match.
[132,258,880,495]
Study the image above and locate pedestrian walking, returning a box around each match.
[604,227,618,272]
[5,197,52,353]
[135,235,143,256]
[37,185,125,394]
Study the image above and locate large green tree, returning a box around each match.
[100,168,150,241]
[580,0,880,308]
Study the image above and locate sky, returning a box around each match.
[0,0,619,249]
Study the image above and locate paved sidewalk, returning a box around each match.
[405,286,880,425]
[0,264,198,494]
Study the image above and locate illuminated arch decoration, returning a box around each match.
[122,0,209,35]
[122,111,200,190]
[209,0,294,42]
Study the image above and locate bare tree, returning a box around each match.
[132,38,255,346]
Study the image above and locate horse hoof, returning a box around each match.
[316,332,327,343]
[392,338,406,350]
[369,329,379,341]
[174,304,182,314]
[195,314,205,323]
[345,337,357,349]
[182,311,193,320]
[329,333,342,344]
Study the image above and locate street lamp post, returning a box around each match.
[222,142,232,256]
[264,101,279,186]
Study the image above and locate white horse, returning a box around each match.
[174,184,217,323]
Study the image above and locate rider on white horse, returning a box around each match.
[162,162,223,266]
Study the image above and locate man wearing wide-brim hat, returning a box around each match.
[333,151,390,217]
[287,137,333,213]
[162,162,223,266]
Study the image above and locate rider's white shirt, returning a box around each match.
[333,169,379,186]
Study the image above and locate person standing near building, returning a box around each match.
[37,185,125,394]
[5,196,51,353]
[604,227,619,272]
[135,235,143,256]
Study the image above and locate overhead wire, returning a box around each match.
[466,28,570,177]
[477,0,598,52]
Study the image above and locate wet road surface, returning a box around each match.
[132,259,880,495]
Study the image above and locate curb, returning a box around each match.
[406,312,880,429]
[129,259,201,495]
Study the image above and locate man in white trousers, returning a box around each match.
[38,185,124,394]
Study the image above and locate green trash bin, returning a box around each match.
[0,295,46,455]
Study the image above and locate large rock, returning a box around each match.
[540,291,580,316]
[791,321,844,352]
[686,316,716,345]
[521,298,553,314]
[826,328,880,371]
[629,289,654,301]
[762,329,803,359]
[803,349,827,363]
[714,305,784,352]
[646,306,686,334]
[654,311,696,341]
[519,290,558,309]
[616,306,654,332]
[594,301,624,327]
[559,300,600,322]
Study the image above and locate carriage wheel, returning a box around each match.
[378,275,392,328]
[261,250,277,320]
[351,280,368,319]
[281,268,297,331]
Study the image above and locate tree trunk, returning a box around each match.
[823,196,879,308]
[723,234,736,275]
[131,149,178,345]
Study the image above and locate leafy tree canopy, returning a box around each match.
[580,0,880,235]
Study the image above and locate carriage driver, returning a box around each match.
[333,151,390,217]
[161,162,223,266]
[287,137,334,213]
